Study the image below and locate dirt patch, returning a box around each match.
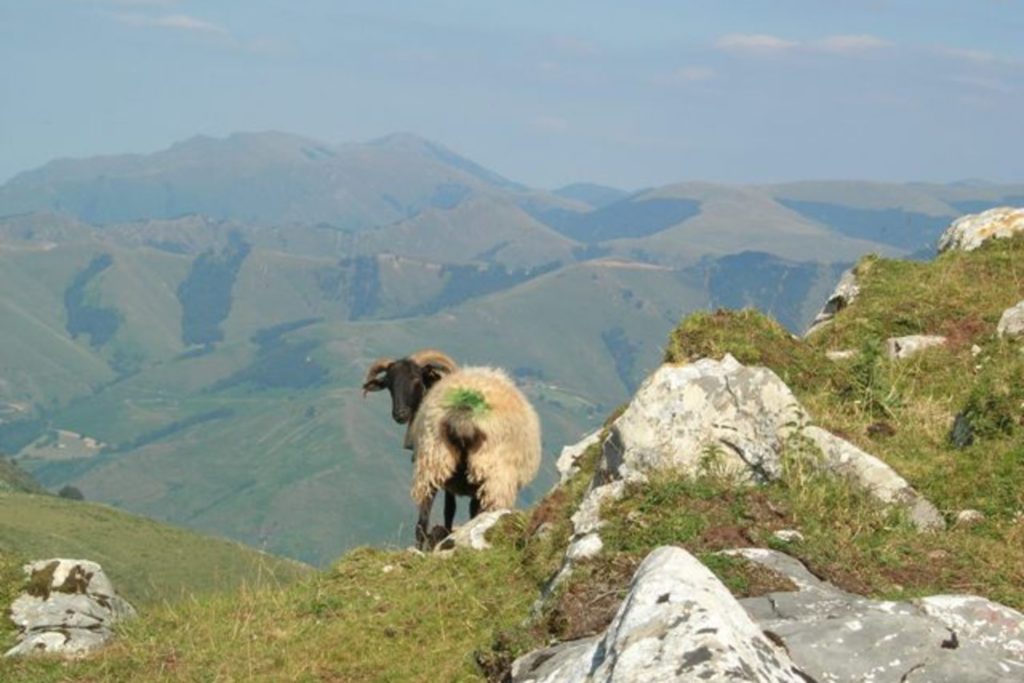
[544,554,640,642]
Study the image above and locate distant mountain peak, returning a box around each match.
[553,182,630,209]
[369,132,525,191]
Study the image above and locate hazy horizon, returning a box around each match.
[2,1,1022,188]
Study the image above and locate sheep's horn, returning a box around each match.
[362,357,394,396]
[408,348,458,373]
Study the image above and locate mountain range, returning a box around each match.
[1,130,1021,563]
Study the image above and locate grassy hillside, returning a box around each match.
[2,235,1022,681]
[0,493,310,606]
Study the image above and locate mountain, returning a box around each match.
[1,132,1021,565]
[0,132,540,229]
[553,182,630,208]
[3,232,1021,681]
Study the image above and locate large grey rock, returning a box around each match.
[886,334,947,360]
[805,268,860,337]
[938,207,1024,253]
[5,559,135,658]
[803,426,944,531]
[602,356,807,485]
[997,300,1024,339]
[512,546,808,683]
[733,548,1024,683]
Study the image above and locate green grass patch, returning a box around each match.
[0,493,310,607]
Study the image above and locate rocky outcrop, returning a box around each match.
[805,268,860,337]
[518,544,1024,682]
[602,356,806,485]
[544,355,941,607]
[512,546,809,682]
[997,300,1024,339]
[938,207,1024,253]
[886,334,947,360]
[733,548,1024,682]
[5,559,135,658]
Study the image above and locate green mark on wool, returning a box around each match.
[444,388,490,416]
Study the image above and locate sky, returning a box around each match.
[1,0,1022,189]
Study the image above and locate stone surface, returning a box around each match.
[955,509,986,528]
[938,206,1024,253]
[733,548,1024,683]
[803,426,944,531]
[511,546,808,682]
[434,510,511,552]
[5,559,135,658]
[805,268,860,337]
[555,430,602,484]
[772,529,805,544]
[602,355,807,485]
[997,300,1024,339]
[825,349,857,361]
[886,334,948,360]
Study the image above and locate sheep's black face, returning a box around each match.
[386,359,427,424]
[363,359,445,425]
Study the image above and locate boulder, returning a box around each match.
[602,355,807,485]
[511,546,808,682]
[886,334,947,360]
[732,548,1024,682]
[938,207,1024,253]
[997,300,1024,339]
[805,268,860,337]
[5,559,135,658]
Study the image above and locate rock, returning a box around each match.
[602,355,807,485]
[434,510,511,552]
[954,509,985,528]
[772,529,805,544]
[971,344,983,357]
[733,548,1024,682]
[555,430,602,484]
[511,546,808,682]
[5,559,135,658]
[886,334,947,360]
[938,207,1024,253]
[803,426,944,531]
[997,300,1024,339]
[805,268,860,337]
[826,349,857,361]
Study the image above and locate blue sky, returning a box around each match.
[1,0,1022,188]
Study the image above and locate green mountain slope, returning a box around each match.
[0,492,310,605]
[3,235,1022,683]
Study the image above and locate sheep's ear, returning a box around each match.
[421,365,447,389]
[361,378,387,396]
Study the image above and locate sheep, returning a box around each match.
[363,350,541,548]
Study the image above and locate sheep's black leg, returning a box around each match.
[469,496,481,519]
[415,490,437,550]
[443,490,456,532]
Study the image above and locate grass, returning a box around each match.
[0,493,311,607]
[0,543,539,682]
[2,235,1022,681]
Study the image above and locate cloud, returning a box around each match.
[715,33,798,52]
[813,34,892,54]
[653,66,716,85]
[716,32,892,56]
[114,12,227,35]
[942,47,998,64]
